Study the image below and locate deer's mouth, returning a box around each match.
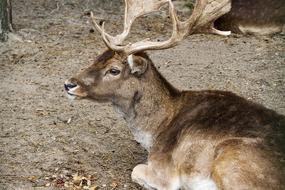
[66,92,78,100]
[67,91,77,96]
[65,89,87,100]
[65,87,80,100]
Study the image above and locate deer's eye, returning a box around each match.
[108,68,121,76]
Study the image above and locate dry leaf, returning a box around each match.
[27,176,37,182]
[111,181,118,188]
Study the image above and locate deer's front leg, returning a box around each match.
[132,164,156,190]
[131,164,180,190]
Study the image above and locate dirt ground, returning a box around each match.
[0,0,284,189]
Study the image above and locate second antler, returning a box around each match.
[91,0,231,56]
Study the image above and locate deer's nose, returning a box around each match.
[64,82,77,91]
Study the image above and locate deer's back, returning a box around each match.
[160,90,285,144]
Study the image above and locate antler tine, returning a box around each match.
[101,22,125,51]
[91,0,169,47]
[90,12,123,46]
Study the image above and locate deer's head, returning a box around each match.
[64,0,231,103]
[64,50,151,102]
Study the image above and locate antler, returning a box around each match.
[91,0,231,55]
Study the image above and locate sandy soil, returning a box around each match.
[0,0,284,189]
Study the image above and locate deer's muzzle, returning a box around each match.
[64,80,88,99]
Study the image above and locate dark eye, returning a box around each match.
[109,68,121,76]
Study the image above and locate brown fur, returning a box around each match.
[65,50,285,189]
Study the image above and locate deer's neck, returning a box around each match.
[113,66,181,151]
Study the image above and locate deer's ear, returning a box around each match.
[127,55,148,76]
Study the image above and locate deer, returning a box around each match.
[64,0,285,189]
[214,0,285,35]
